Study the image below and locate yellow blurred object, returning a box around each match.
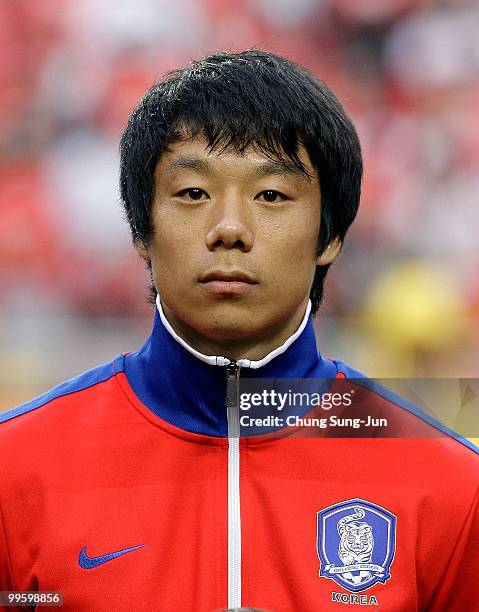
[363,259,466,350]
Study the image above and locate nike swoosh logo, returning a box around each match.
[78,544,146,569]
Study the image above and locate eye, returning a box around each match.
[175,188,208,201]
[257,190,287,203]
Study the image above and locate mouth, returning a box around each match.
[198,271,258,296]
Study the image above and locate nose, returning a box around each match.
[205,194,253,252]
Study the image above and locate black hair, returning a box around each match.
[119,49,362,315]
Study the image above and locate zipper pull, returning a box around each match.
[225,360,240,437]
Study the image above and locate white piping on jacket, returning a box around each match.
[155,293,312,608]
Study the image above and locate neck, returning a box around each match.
[124,296,337,436]
[156,294,313,365]
[156,295,312,361]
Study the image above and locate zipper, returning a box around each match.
[226,360,241,609]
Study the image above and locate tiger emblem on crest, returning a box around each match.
[337,507,375,586]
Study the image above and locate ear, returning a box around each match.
[316,237,342,266]
[134,240,150,263]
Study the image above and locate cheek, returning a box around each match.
[149,211,198,272]
[257,247,316,311]
[262,216,319,279]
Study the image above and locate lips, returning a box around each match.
[198,270,258,296]
[199,271,257,284]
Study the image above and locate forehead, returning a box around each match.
[155,135,317,180]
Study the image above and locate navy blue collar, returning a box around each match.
[124,301,337,436]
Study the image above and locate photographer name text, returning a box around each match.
[239,414,388,429]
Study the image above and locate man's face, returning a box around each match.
[137,135,340,352]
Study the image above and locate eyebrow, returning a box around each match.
[251,161,310,180]
[164,157,311,180]
[165,158,214,174]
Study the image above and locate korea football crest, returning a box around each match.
[317,498,396,592]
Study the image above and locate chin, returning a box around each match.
[200,314,257,341]
[199,298,283,331]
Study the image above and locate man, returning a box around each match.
[0,50,478,611]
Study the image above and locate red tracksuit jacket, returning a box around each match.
[1,299,478,611]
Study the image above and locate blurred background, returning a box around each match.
[1,0,478,414]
